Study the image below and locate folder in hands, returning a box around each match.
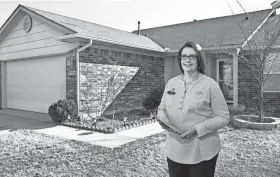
[156,116,181,134]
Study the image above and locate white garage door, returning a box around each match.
[6,55,66,113]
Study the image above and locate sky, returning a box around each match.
[0,0,276,32]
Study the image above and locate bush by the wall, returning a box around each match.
[57,99,78,119]
[229,104,246,116]
[142,87,164,113]
[48,99,78,123]
[48,103,68,123]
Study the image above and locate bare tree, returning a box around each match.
[80,63,139,125]
[213,1,280,122]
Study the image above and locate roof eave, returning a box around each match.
[56,33,165,52]
[164,45,242,56]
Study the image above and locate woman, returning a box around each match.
[157,41,230,177]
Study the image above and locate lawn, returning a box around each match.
[0,127,279,177]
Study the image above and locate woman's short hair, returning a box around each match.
[177,41,205,74]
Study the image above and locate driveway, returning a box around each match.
[0,109,56,135]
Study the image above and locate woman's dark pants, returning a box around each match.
[167,154,219,177]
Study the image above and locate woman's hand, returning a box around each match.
[180,126,197,139]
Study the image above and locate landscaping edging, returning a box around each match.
[59,118,157,134]
[231,115,280,130]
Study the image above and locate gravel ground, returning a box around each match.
[0,127,279,177]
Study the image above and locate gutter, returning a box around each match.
[76,39,93,117]
[57,33,165,52]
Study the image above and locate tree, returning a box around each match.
[213,1,280,122]
[79,63,139,124]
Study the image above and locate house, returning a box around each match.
[0,5,165,116]
[136,8,280,112]
[0,4,280,116]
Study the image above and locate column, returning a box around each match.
[233,51,239,107]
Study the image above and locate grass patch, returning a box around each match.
[0,127,279,177]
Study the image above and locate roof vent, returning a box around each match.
[241,16,249,22]
[193,19,197,22]
[138,21,140,36]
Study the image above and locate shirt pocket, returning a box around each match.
[166,94,175,107]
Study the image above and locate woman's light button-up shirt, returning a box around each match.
[157,74,230,164]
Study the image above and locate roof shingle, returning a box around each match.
[134,9,274,50]
[23,5,164,52]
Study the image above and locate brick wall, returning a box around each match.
[238,55,280,115]
[0,62,1,109]
[238,58,259,108]
[66,46,165,116]
[66,48,78,104]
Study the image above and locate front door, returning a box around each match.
[216,59,233,103]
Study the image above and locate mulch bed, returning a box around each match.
[61,109,156,133]
[0,127,279,177]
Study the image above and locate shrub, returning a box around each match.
[48,99,78,123]
[229,104,246,116]
[142,87,164,112]
[48,103,68,123]
[57,99,78,119]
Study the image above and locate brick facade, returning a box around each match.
[238,58,259,108]
[238,55,280,115]
[66,48,78,103]
[66,46,165,116]
[0,62,1,109]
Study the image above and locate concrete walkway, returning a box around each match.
[0,109,164,148]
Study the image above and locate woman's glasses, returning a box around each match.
[179,54,198,61]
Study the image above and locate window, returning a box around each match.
[216,59,233,103]
[264,73,280,92]
[264,53,280,92]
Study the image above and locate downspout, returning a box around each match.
[76,39,93,117]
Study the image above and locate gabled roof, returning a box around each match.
[0,5,165,52]
[134,9,274,50]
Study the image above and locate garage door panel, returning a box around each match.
[7,71,65,85]
[8,99,45,113]
[7,82,65,89]
[7,87,65,101]
[6,56,66,113]
[7,85,65,101]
